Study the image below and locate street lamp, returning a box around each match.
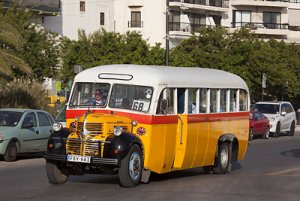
[165,0,169,66]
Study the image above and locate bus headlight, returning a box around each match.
[114,126,123,136]
[53,122,63,132]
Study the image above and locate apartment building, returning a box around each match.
[4,0,300,46]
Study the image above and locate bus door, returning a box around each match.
[173,88,209,170]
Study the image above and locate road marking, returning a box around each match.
[267,168,300,176]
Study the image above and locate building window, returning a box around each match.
[80,1,85,12]
[100,12,105,25]
[233,10,251,28]
[130,11,142,27]
[263,12,281,29]
[169,11,180,31]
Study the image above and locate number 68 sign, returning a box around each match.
[131,100,150,112]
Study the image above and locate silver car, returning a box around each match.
[253,101,297,137]
[0,108,55,162]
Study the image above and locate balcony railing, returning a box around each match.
[232,22,289,30]
[289,0,300,3]
[169,0,229,8]
[128,21,143,28]
[289,26,300,31]
[169,22,212,33]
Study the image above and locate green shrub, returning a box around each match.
[0,78,55,114]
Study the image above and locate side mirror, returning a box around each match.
[281,111,287,116]
[22,122,34,129]
[160,99,168,114]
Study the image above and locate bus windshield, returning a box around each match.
[109,84,153,112]
[69,82,110,107]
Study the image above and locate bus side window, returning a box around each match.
[177,88,185,114]
[156,88,174,114]
[230,89,237,112]
[188,88,197,114]
[220,89,227,112]
[210,89,217,113]
[239,89,248,111]
[199,89,207,113]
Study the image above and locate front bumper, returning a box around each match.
[44,153,118,165]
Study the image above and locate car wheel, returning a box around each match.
[289,121,295,136]
[4,141,18,162]
[273,122,280,138]
[262,130,269,139]
[46,161,69,184]
[213,142,231,174]
[249,128,254,141]
[119,144,143,187]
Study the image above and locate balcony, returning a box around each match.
[169,22,209,33]
[231,0,289,8]
[169,0,228,13]
[128,21,143,28]
[231,22,289,35]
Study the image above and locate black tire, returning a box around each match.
[249,128,254,141]
[46,161,69,184]
[262,130,269,139]
[289,121,295,136]
[213,142,231,174]
[119,144,143,187]
[273,122,280,138]
[4,141,18,162]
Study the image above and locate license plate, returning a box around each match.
[67,155,91,163]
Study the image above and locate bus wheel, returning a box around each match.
[119,144,143,187]
[46,161,69,184]
[213,142,231,174]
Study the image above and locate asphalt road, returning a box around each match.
[1,128,300,201]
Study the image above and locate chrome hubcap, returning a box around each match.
[129,152,141,180]
[220,146,229,168]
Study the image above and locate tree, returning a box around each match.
[0,13,32,80]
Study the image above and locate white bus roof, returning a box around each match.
[74,64,249,90]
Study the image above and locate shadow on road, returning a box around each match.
[0,152,44,162]
[281,149,300,158]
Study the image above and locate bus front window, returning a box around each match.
[69,82,110,107]
[109,84,153,113]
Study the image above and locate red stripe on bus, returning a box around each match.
[66,110,249,124]
[188,112,250,123]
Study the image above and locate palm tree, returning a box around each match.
[0,17,32,77]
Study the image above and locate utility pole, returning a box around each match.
[165,0,169,66]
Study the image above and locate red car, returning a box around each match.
[249,110,270,140]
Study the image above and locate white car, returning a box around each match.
[253,101,297,137]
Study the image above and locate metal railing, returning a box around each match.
[232,22,289,29]
[289,0,300,3]
[170,0,229,8]
[289,26,300,31]
[169,22,214,32]
[128,21,143,28]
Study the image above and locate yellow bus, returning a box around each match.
[45,64,250,187]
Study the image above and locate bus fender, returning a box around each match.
[46,128,71,154]
[108,133,143,161]
[217,133,239,165]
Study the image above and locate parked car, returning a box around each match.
[249,110,270,140]
[252,101,297,137]
[0,108,55,162]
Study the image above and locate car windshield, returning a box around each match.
[56,105,66,122]
[0,111,23,127]
[69,82,110,107]
[253,104,279,114]
[109,84,153,113]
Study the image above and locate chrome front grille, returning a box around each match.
[66,138,81,155]
[66,138,102,157]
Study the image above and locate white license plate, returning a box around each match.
[67,155,91,163]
